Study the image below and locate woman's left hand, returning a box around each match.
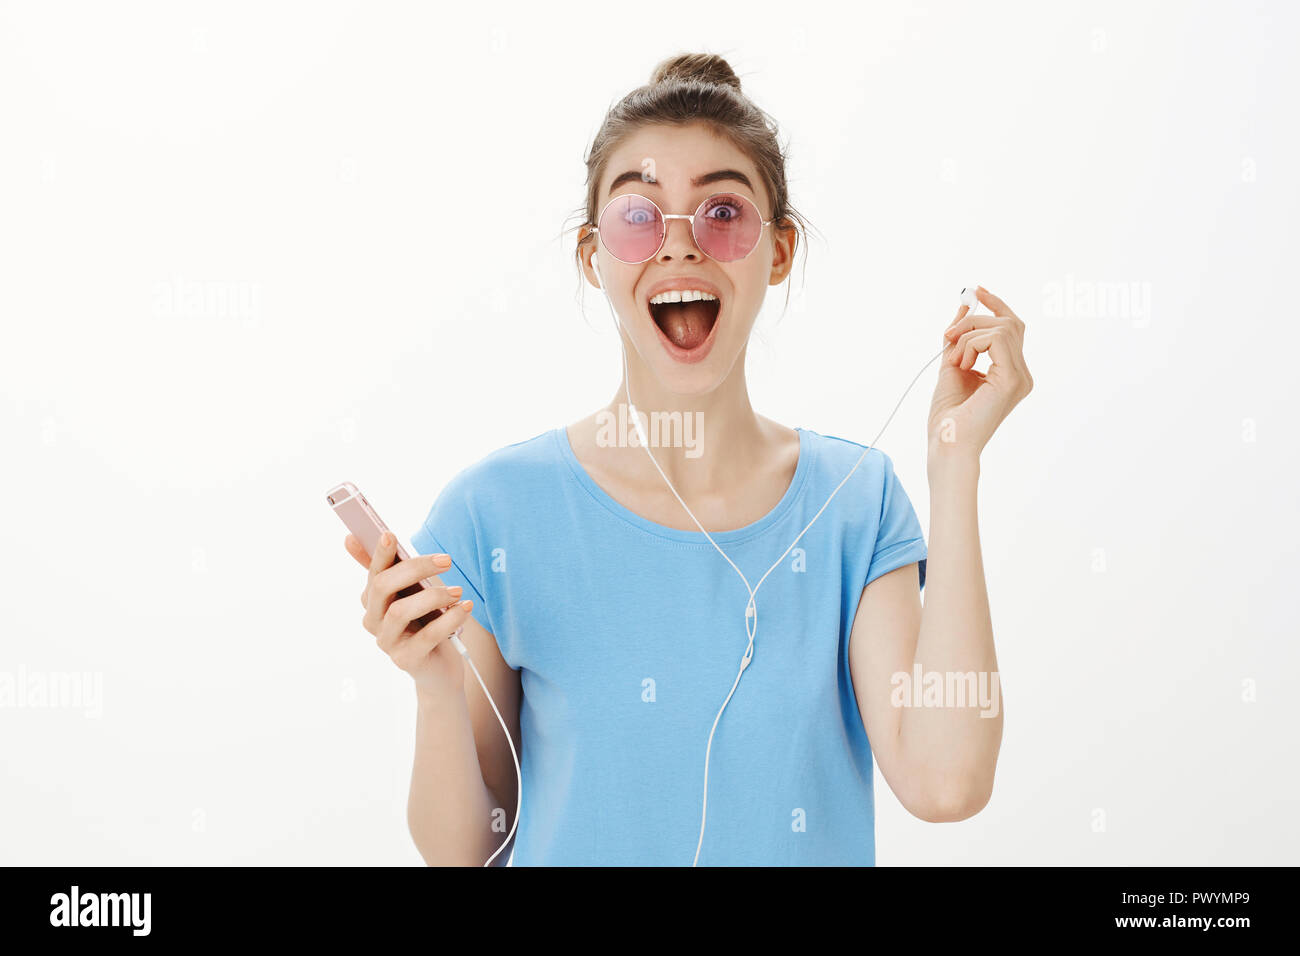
[927,285,1034,459]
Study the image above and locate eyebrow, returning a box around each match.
[607,168,755,194]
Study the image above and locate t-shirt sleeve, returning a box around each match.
[865,450,928,591]
[408,473,496,635]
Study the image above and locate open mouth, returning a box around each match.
[647,296,721,355]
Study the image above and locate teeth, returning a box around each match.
[649,289,719,305]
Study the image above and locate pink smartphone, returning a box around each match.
[326,480,447,630]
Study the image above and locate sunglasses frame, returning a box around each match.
[590,191,776,264]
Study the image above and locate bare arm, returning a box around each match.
[408,610,521,867]
[346,533,522,866]
[849,454,1001,823]
[848,285,1032,823]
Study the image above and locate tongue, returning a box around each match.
[657,300,714,350]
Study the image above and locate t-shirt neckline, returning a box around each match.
[552,424,815,545]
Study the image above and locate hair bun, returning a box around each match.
[649,53,742,92]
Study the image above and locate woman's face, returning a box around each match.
[582,122,795,397]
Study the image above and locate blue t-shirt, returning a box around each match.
[410,425,927,866]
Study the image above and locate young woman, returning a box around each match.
[344,53,1033,866]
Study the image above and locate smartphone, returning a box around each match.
[326,481,447,630]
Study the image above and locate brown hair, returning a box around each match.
[565,52,815,320]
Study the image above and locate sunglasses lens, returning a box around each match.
[597,194,664,263]
[694,193,763,262]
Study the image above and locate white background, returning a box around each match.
[2,0,1296,865]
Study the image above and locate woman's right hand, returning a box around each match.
[344,532,475,699]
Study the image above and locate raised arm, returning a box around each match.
[848,285,1032,823]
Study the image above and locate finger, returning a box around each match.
[344,533,371,570]
[943,304,972,341]
[956,330,994,370]
[975,286,1020,322]
[958,327,1022,375]
[373,551,452,602]
[389,597,473,667]
[397,599,475,663]
[393,583,464,621]
[367,531,398,581]
[981,324,1032,390]
[364,552,452,634]
[946,311,1022,345]
[954,316,1030,379]
[950,327,985,365]
[377,585,466,653]
[360,533,399,619]
[361,532,400,624]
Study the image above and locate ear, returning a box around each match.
[768,217,797,286]
[578,226,602,289]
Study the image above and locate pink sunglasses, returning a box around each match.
[591,191,775,264]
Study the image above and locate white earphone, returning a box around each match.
[587,247,954,864]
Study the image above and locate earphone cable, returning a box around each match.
[595,259,947,864]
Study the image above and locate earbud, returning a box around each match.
[960,285,980,312]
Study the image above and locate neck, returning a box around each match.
[607,346,770,493]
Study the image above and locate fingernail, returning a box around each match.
[448,585,463,596]
[433,553,451,564]
[460,599,473,612]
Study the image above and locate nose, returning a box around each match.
[657,216,702,262]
